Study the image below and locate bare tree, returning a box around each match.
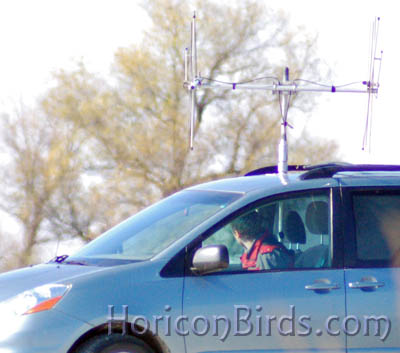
[0,0,339,269]
[43,0,337,196]
[0,108,95,268]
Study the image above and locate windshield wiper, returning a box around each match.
[63,259,89,266]
[48,255,88,266]
[49,254,69,264]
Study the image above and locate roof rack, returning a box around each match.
[244,165,306,176]
[245,163,400,180]
[300,163,400,180]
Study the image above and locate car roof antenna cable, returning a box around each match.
[183,13,382,176]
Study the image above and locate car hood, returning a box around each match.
[0,263,106,301]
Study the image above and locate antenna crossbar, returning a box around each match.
[199,81,375,94]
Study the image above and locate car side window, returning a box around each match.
[203,190,332,272]
[352,191,400,267]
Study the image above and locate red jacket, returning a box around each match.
[240,234,281,270]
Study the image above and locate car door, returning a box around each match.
[182,189,346,353]
[343,188,400,353]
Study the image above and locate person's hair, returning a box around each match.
[231,211,266,241]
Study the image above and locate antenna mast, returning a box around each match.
[184,15,382,175]
[184,12,200,150]
[278,67,290,175]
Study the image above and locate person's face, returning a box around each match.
[232,228,246,248]
[232,228,240,241]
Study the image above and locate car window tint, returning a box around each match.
[352,192,400,267]
[203,190,332,272]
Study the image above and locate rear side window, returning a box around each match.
[352,191,400,267]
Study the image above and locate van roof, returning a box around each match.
[189,163,400,194]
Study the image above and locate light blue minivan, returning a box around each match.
[0,163,399,353]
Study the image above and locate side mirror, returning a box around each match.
[191,244,229,275]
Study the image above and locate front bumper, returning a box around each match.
[0,309,92,353]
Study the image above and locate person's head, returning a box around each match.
[231,211,266,243]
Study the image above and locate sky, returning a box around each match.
[0,0,398,166]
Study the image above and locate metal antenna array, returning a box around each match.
[184,15,382,175]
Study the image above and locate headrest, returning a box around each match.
[284,211,306,244]
[306,201,329,234]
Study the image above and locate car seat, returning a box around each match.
[295,201,330,268]
[283,210,306,262]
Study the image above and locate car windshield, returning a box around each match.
[69,189,242,265]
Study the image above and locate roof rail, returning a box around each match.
[300,163,400,180]
[245,163,400,179]
[244,165,306,176]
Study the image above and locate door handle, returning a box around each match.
[305,282,340,291]
[305,279,340,291]
[348,281,384,289]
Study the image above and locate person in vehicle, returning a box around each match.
[231,211,293,270]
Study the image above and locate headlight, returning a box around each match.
[0,283,71,317]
